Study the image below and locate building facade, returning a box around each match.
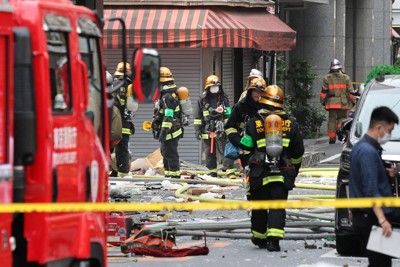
[103,1,295,163]
[102,0,393,162]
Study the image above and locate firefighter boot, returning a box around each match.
[266,237,280,252]
[109,170,118,177]
[251,237,268,249]
[210,171,218,178]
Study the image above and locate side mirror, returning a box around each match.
[131,48,160,103]
[337,118,353,143]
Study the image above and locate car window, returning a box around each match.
[353,87,400,139]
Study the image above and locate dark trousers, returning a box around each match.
[203,138,234,171]
[161,137,180,176]
[115,134,130,173]
[251,182,288,239]
[353,211,393,267]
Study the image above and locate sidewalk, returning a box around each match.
[303,136,329,149]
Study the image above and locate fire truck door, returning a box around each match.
[46,28,80,202]
[0,7,14,267]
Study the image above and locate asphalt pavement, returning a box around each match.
[106,137,400,267]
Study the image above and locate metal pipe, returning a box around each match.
[288,195,335,200]
[109,177,239,187]
[176,230,335,240]
[297,208,335,213]
[144,220,334,231]
[299,168,339,173]
[286,210,334,221]
[299,172,338,178]
[294,183,336,190]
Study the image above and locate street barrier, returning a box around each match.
[1,197,400,213]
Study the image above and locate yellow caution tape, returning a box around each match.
[1,197,400,213]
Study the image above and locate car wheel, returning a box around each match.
[335,234,364,256]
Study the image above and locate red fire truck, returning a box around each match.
[0,0,159,266]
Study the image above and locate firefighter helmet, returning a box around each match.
[247,77,267,91]
[259,85,284,109]
[330,59,342,70]
[249,69,262,79]
[160,67,174,82]
[204,75,221,90]
[114,62,132,76]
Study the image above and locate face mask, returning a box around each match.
[378,129,391,145]
[209,86,219,93]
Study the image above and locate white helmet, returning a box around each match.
[249,69,263,79]
[330,59,342,70]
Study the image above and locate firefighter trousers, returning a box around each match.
[203,138,234,174]
[161,137,180,178]
[115,133,131,174]
[327,109,348,140]
[251,182,288,240]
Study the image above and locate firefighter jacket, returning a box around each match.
[153,89,183,142]
[113,80,135,135]
[239,110,304,193]
[224,93,259,147]
[320,71,356,110]
[194,91,231,140]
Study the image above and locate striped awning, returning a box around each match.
[103,7,296,51]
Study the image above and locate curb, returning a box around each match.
[303,136,329,148]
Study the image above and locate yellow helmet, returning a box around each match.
[114,62,131,76]
[204,75,221,90]
[160,67,174,82]
[247,77,267,91]
[259,85,284,108]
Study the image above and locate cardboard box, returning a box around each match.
[144,148,163,169]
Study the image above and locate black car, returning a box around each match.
[335,75,400,256]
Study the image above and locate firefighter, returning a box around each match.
[320,59,356,144]
[151,67,185,178]
[238,69,263,101]
[240,84,304,251]
[224,75,263,167]
[111,62,137,177]
[194,75,236,179]
[106,71,123,174]
[106,71,122,149]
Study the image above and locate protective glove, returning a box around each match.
[195,130,202,141]
[129,122,135,136]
